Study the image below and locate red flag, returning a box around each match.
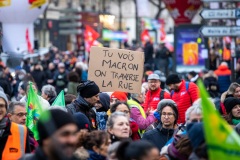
[84,25,100,52]
[26,29,33,53]
[160,25,166,41]
[141,29,150,44]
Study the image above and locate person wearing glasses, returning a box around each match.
[7,101,38,152]
[66,80,100,130]
[0,91,31,159]
[7,102,27,125]
[142,99,178,151]
[110,102,140,140]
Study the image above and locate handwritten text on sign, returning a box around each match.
[88,47,144,93]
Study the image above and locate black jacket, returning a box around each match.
[19,147,78,160]
[142,124,174,151]
[66,95,97,130]
[0,119,31,158]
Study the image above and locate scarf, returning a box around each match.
[232,118,240,125]
[0,116,8,137]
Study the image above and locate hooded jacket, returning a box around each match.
[66,95,97,130]
[214,64,231,94]
[142,124,175,151]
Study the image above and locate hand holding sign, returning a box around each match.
[88,47,144,94]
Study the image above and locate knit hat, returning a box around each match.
[98,92,110,111]
[157,99,178,124]
[37,109,77,145]
[73,112,91,131]
[166,74,181,85]
[188,71,197,77]
[223,97,240,114]
[110,91,128,102]
[187,122,205,150]
[78,80,100,98]
[0,91,8,110]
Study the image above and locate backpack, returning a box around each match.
[171,82,191,103]
[160,90,165,100]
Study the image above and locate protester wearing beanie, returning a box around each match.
[142,99,177,151]
[187,71,199,84]
[110,91,128,105]
[66,80,100,130]
[166,74,199,124]
[224,97,240,125]
[20,109,78,160]
[95,93,110,130]
[0,90,31,159]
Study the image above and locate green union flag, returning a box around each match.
[26,82,43,140]
[198,81,240,159]
[52,90,65,108]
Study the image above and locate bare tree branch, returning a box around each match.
[149,0,159,7]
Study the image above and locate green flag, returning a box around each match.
[198,80,240,160]
[26,82,43,140]
[52,90,65,108]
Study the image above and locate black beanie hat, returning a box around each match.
[98,92,110,111]
[224,97,240,114]
[188,71,197,77]
[77,80,100,98]
[37,109,76,144]
[166,74,181,85]
[73,112,91,131]
[187,122,205,150]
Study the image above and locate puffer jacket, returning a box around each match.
[171,80,199,124]
[214,64,231,94]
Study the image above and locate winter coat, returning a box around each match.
[19,147,78,160]
[143,88,171,112]
[66,95,97,130]
[214,64,231,94]
[67,82,78,96]
[129,99,156,130]
[87,150,106,160]
[54,71,68,94]
[171,80,199,124]
[0,77,12,96]
[142,124,175,151]
[130,120,140,140]
[31,70,45,91]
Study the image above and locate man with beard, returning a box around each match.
[166,74,199,124]
[20,109,78,160]
[142,74,171,113]
[66,80,100,130]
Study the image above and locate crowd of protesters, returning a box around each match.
[0,44,240,160]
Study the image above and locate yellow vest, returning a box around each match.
[127,99,146,136]
[2,122,27,160]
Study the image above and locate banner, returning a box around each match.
[198,81,240,160]
[88,46,144,94]
[0,0,10,7]
[29,0,46,9]
[0,0,48,53]
[162,0,202,25]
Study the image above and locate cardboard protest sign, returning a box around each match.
[88,46,144,94]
